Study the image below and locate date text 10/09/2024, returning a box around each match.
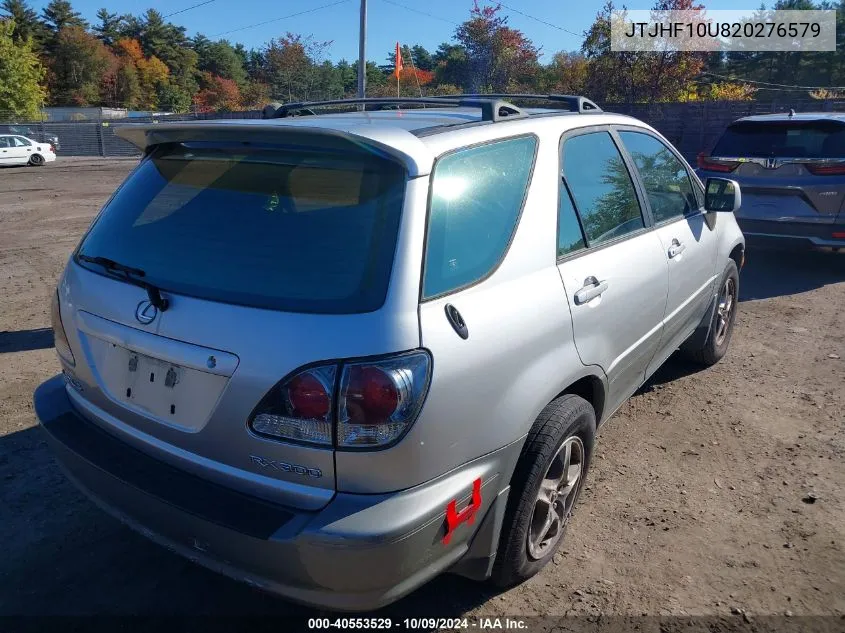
[308,618,529,630]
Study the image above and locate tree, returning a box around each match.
[41,0,86,34]
[93,8,124,46]
[264,33,332,101]
[195,72,241,111]
[433,42,469,87]
[410,45,433,71]
[1,0,44,45]
[453,2,539,92]
[125,10,199,108]
[542,52,588,95]
[49,26,111,105]
[240,80,270,108]
[193,35,248,85]
[0,18,46,119]
[581,0,705,104]
[114,37,170,109]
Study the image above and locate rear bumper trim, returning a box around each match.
[737,219,845,248]
[36,376,296,539]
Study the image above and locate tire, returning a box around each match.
[686,259,739,366]
[28,154,45,166]
[491,394,596,587]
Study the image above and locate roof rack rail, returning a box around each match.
[267,97,529,122]
[450,94,602,113]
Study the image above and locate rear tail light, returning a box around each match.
[832,231,845,239]
[338,352,430,448]
[250,366,336,446]
[50,290,75,367]
[805,163,845,176]
[49,144,55,153]
[697,153,739,173]
[248,350,431,449]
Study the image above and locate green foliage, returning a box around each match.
[0,18,46,118]
[193,35,248,86]
[1,0,45,46]
[49,25,111,105]
[156,83,192,112]
[92,8,123,46]
[41,0,86,33]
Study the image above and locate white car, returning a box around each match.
[0,134,56,167]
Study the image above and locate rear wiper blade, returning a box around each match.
[78,254,146,278]
[77,254,169,312]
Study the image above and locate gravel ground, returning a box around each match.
[0,158,843,622]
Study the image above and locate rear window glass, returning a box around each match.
[712,121,845,158]
[77,143,406,313]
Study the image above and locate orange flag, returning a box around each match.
[394,42,403,79]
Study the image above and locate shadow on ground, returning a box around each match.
[0,424,497,616]
[0,328,53,354]
[739,248,845,301]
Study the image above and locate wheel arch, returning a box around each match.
[729,242,745,271]
[554,373,606,425]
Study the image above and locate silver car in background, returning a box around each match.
[35,95,745,611]
[698,112,845,251]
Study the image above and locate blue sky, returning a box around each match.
[28,0,740,63]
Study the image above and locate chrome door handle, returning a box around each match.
[574,277,609,305]
[668,240,686,258]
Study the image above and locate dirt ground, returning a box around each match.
[0,158,843,622]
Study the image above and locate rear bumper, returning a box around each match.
[737,218,845,250]
[34,375,516,611]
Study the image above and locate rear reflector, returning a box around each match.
[697,153,739,173]
[805,163,845,176]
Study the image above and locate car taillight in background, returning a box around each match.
[51,290,75,367]
[697,153,739,173]
[249,350,431,450]
[805,163,845,176]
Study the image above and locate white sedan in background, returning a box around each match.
[0,135,56,167]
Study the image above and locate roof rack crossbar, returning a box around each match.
[267,97,529,122]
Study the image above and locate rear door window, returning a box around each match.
[713,121,845,158]
[423,136,537,298]
[618,131,698,223]
[77,142,406,314]
[562,131,645,245]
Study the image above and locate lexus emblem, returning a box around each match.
[135,300,158,324]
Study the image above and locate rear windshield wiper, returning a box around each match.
[77,254,169,311]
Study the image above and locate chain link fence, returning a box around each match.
[2,99,844,163]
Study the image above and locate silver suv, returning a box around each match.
[698,112,845,250]
[35,95,745,611]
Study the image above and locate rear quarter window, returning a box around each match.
[422,136,537,299]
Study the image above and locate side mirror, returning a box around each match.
[704,177,741,213]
